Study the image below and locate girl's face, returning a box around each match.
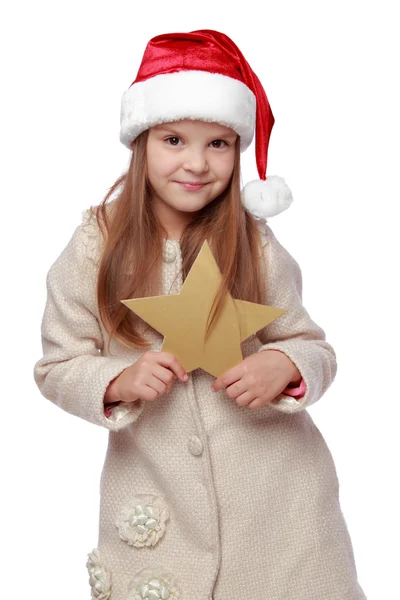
[145,119,238,238]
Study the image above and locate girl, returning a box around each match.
[34,30,366,600]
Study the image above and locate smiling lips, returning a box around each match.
[175,181,209,191]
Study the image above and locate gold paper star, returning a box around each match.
[122,241,286,377]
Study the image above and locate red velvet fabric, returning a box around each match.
[131,29,274,181]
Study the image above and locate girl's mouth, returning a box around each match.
[175,181,209,191]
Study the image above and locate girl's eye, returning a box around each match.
[164,137,227,148]
[165,136,182,146]
[210,139,227,148]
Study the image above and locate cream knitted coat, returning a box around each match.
[34,208,366,600]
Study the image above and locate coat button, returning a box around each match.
[188,435,204,456]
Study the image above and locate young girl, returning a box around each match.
[34,30,366,600]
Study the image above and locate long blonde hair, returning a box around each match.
[94,129,266,352]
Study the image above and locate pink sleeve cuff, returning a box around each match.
[282,378,306,400]
[104,401,121,417]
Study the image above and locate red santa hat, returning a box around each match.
[120,29,293,219]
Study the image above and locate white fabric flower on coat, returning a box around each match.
[86,549,111,600]
[116,495,170,548]
[127,568,181,600]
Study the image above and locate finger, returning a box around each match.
[235,390,257,407]
[225,380,247,400]
[152,364,175,386]
[212,363,243,392]
[248,397,266,409]
[138,385,159,402]
[162,373,175,395]
[157,353,188,382]
[147,375,167,396]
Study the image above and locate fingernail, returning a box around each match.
[211,386,215,392]
[183,374,188,381]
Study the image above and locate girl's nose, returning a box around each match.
[182,148,209,174]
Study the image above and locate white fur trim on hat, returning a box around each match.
[241,175,293,219]
[120,70,256,151]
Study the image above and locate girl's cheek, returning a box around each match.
[162,159,181,177]
[212,152,235,175]
[219,162,235,181]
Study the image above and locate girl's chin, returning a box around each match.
[165,198,212,214]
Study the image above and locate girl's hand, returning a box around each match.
[104,351,188,404]
[212,350,301,409]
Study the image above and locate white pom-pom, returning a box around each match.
[241,175,293,219]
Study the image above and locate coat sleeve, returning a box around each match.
[33,212,144,431]
[257,224,337,413]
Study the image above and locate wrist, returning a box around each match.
[104,377,120,404]
[289,368,302,385]
[262,349,301,385]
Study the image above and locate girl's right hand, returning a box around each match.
[104,351,188,404]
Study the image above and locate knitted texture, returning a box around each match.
[34,209,366,600]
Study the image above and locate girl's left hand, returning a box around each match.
[212,350,301,409]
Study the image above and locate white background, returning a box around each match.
[1,1,399,598]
